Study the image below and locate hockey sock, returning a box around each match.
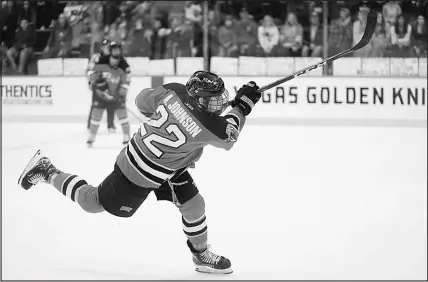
[49,172,88,202]
[116,108,130,135]
[182,213,208,251]
[89,107,104,137]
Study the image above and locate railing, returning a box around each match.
[35,56,427,77]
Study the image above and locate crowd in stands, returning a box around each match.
[1,0,426,75]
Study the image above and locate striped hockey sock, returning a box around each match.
[49,172,88,202]
[89,108,103,138]
[116,108,130,135]
[182,213,208,251]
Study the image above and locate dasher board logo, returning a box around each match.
[1,84,53,105]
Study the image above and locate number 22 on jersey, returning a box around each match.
[139,105,187,158]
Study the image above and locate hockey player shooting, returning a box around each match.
[18,71,261,274]
[85,39,116,132]
[87,41,131,146]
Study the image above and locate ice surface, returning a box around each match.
[2,122,427,280]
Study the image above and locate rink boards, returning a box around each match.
[1,76,427,127]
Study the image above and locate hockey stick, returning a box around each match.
[241,10,377,94]
[126,106,145,123]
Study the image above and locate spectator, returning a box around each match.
[383,0,402,37]
[235,8,259,56]
[278,12,304,57]
[217,15,238,57]
[302,11,323,57]
[328,6,352,57]
[353,7,372,57]
[35,0,57,30]
[126,14,151,57]
[43,13,72,58]
[108,12,128,42]
[0,1,8,36]
[206,10,220,58]
[130,1,153,30]
[189,10,216,68]
[103,1,120,33]
[390,14,412,57]
[166,16,194,58]
[18,0,37,26]
[3,0,20,48]
[257,15,279,56]
[87,1,104,57]
[184,1,202,24]
[1,42,7,74]
[150,18,168,59]
[368,12,389,57]
[63,1,88,49]
[5,19,36,74]
[411,14,427,58]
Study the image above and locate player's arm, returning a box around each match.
[118,60,131,97]
[210,82,261,151]
[215,107,246,151]
[135,86,166,118]
[85,53,100,82]
[89,59,110,85]
[89,59,115,101]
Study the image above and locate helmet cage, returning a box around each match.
[186,71,229,115]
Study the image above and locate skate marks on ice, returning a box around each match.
[2,122,427,279]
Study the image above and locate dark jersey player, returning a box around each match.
[87,41,131,146]
[17,71,261,274]
[85,39,116,132]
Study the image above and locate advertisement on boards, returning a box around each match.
[2,76,152,119]
[1,82,53,105]
[164,76,427,121]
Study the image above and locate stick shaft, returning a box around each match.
[258,10,377,92]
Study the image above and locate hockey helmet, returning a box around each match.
[109,41,122,59]
[185,71,229,115]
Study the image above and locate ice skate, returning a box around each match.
[87,132,96,147]
[122,134,130,145]
[17,150,60,190]
[108,127,116,133]
[187,240,233,274]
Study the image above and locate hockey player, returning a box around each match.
[17,71,261,274]
[87,41,131,146]
[85,39,116,131]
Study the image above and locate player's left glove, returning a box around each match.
[118,87,127,97]
[230,81,261,116]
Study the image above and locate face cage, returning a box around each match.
[110,47,122,59]
[197,89,229,115]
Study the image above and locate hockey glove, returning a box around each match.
[92,79,115,102]
[230,81,261,116]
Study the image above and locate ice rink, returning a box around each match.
[2,120,427,280]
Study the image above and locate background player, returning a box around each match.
[87,41,131,146]
[85,39,117,132]
[17,71,261,274]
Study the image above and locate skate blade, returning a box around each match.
[195,265,233,274]
[17,149,43,186]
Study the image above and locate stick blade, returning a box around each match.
[353,10,377,50]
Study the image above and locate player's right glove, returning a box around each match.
[230,81,261,116]
[91,74,115,102]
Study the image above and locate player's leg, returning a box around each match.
[106,103,116,132]
[17,150,104,213]
[87,102,105,147]
[87,106,93,130]
[87,89,95,130]
[115,105,130,145]
[155,172,232,274]
[17,151,152,217]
